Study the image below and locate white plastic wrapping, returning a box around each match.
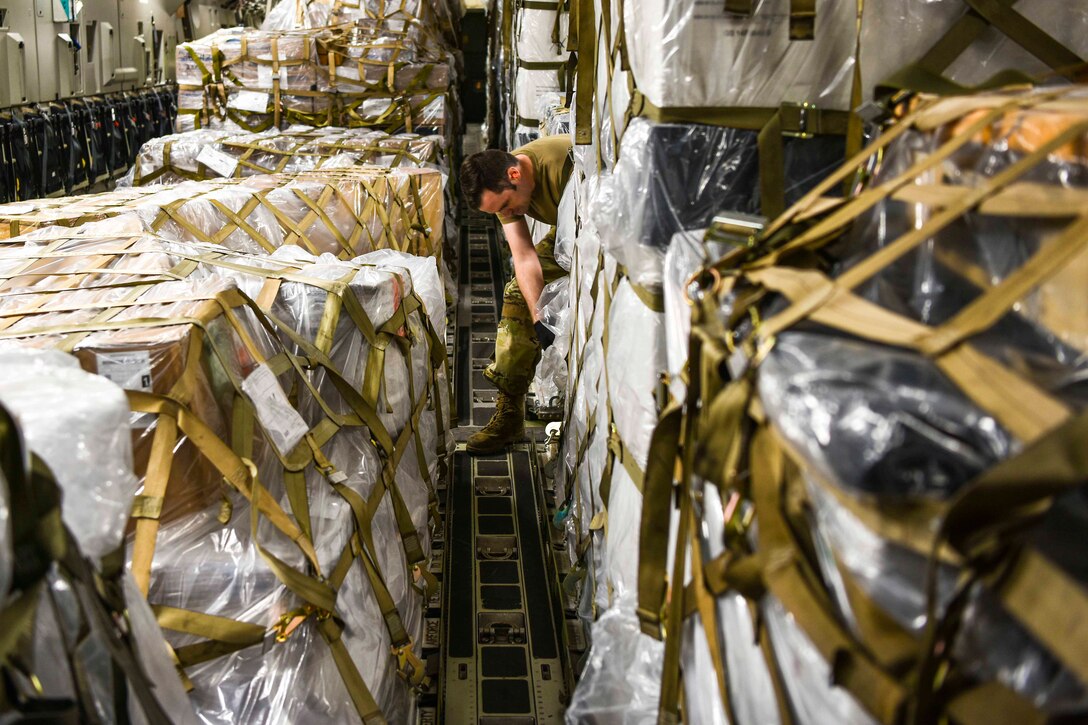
[556,232,613,621]
[764,596,878,725]
[0,349,198,724]
[681,482,782,725]
[553,179,578,271]
[600,280,663,599]
[515,5,568,62]
[0,348,139,561]
[564,598,664,724]
[515,68,564,124]
[623,0,1088,111]
[533,276,571,408]
[125,127,446,187]
[663,230,728,401]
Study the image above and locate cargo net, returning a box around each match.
[123,126,446,186]
[175,20,453,139]
[0,229,453,723]
[610,88,1088,725]
[0,166,445,266]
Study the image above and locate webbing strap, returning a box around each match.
[635,400,681,638]
[877,0,1084,98]
[789,0,815,40]
[155,605,266,667]
[517,59,568,71]
[573,0,596,144]
[628,93,850,135]
[750,425,910,725]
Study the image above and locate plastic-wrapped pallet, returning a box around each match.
[0,166,446,264]
[564,69,847,725]
[338,91,452,137]
[0,186,167,240]
[561,114,842,599]
[0,349,199,725]
[0,233,438,722]
[623,0,1088,111]
[553,227,612,618]
[125,127,446,186]
[511,0,568,145]
[176,27,336,133]
[653,89,1088,723]
[176,23,455,138]
[0,231,449,547]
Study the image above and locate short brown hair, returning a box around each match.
[461,149,518,209]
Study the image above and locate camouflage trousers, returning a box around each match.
[484,233,567,396]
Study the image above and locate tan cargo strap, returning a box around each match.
[750,425,910,724]
[635,399,682,638]
[617,264,665,312]
[754,90,1072,246]
[517,59,568,71]
[877,0,1085,99]
[573,0,595,144]
[155,605,267,667]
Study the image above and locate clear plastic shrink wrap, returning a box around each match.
[0,166,446,264]
[594,117,844,290]
[533,277,571,408]
[125,127,446,186]
[662,230,731,400]
[0,349,200,725]
[177,16,456,138]
[0,232,441,723]
[564,598,664,725]
[679,90,1088,721]
[176,27,334,134]
[553,229,616,622]
[515,3,568,62]
[680,485,782,725]
[623,0,1088,111]
[264,0,462,52]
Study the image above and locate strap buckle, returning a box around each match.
[636,604,667,640]
[781,101,817,139]
[272,604,330,643]
[392,638,428,689]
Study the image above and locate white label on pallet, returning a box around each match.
[96,350,155,428]
[242,363,309,456]
[196,145,238,178]
[96,350,153,392]
[228,89,271,113]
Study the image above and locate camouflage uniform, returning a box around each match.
[483,233,566,395]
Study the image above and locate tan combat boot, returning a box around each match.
[466,392,525,454]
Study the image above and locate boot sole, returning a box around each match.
[464,433,525,455]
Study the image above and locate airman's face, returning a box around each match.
[477,164,531,218]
